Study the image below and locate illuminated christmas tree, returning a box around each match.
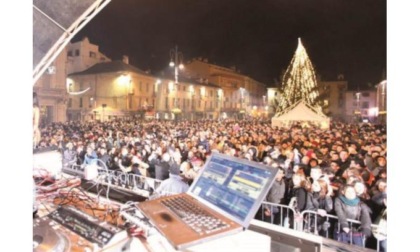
[277,38,321,112]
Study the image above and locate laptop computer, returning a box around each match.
[138,152,278,250]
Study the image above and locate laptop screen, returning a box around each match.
[188,153,278,226]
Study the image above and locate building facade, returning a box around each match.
[317,76,348,121]
[33,37,111,124]
[344,89,377,123]
[183,58,267,118]
[155,77,223,120]
[67,59,158,121]
[66,37,111,74]
[33,50,68,125]
[67,58,224,122]
[376,80,387,124]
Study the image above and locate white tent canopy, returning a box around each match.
[271,100,330,129]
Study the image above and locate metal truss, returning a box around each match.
[33,0,112,85]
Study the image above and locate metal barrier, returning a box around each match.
[62,164,163,196]
[257,202,298,230]
[99,170,163,193]
[254,205,383,251]
[300,210,383,251]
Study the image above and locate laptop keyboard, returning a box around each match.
[161,196,229,235]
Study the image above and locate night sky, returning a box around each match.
[73,0,386,89]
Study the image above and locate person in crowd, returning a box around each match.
[83,145,98,166]
[118,146,132,172]
[289,173,314,212]
[76,144,86,165]
[155,152,171,180]
[98,146,111,171]
[334,185,372,247]
[372,156,387,179]
[336,150,351,178]
[370,179,387,218]
[154,159,189,197]
[262,167,286,224]
[310,178,334,236]
[35,118,387,251]
[63,142,77,167]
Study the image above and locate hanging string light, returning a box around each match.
[278,38,320,112]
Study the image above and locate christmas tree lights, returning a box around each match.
[277,38,320,112]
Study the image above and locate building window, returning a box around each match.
[79,97,83,108]
[146,83,149,92]
[362,92,370,97]
[362,101,369,109]
[68,98,72,108]
[165,97,169,109]
[67,51,73,57]
[75,49,80,56]
[89,52,96,58]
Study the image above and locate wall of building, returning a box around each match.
[67,70,223,121]
[66,37,111,75]
[344,90,377,123]
[33,49,67,125]
[184,59,267,117]
[318,80,347,120]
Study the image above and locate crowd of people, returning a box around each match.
[34,117,387,251]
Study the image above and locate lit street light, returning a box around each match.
[169,46,184,84]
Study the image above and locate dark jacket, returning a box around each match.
[334,197,372,236]
[155,161,170,180]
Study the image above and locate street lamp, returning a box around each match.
[169,46,184,84]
